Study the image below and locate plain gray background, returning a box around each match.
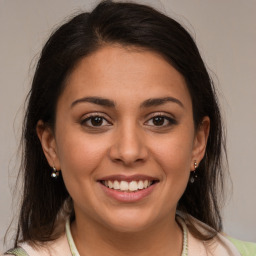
[1,0,255,252]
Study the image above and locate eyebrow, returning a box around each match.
[71,97,115,108]
[140,97,184,108]
[71,96,184,109]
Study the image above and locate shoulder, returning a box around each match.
[228,237,256,256]
[187,228,242,256]
[4,233,71,256]
[178,213,252,256]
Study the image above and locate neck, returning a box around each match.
[71,213,183,256]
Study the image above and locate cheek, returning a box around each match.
[55,130,109,205]
[149,128,194,199]
[154,136,193,198]
[55,127,108,177]
[151,131,194,172]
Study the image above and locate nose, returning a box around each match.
[108,124,149,166]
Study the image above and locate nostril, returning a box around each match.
[108,132,149,165]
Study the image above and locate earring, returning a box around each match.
[51,166,59,179]
[190,160,198,183]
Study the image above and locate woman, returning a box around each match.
[4,1,256,255]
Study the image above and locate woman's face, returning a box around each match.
[39,45,209,232]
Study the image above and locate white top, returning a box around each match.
[5,216,241,256]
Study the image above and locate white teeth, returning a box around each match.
[120,181,129,191]
[113,180,120,190]
[103,180,153,192]
[108,180,114,189]
[144,180,149,188]
[138,180,144,189]
[129,181,138,191]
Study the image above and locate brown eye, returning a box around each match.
[91,116,104,126]
[145,115,177,127]
[81,115,111,127]
[152,116,165,126]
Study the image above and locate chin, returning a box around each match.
[99,209,157,233]
[106,220,150,233]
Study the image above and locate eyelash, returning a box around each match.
[80,113,112,127]
[80,113,177,128]
[144,113,177,127]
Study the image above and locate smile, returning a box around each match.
[101,180,154,192]
[98,175,159,202]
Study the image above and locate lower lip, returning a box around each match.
[99,182,157,202]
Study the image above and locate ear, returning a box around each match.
[36,120,61,170]
[190,116,210,169]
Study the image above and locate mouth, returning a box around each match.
[98,174,159,193]
[100,179,158,192]
[98,175,159,202]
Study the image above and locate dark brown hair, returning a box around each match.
[14,0,225,245]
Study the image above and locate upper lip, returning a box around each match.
[98,174,159,182]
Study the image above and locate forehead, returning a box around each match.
[60,45,191,109]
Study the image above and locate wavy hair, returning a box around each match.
[13,0,226,245]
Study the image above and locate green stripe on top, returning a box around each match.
[4,247,29,256]
[228,237,256,256]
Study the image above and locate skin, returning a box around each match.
[37,45,209,256]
